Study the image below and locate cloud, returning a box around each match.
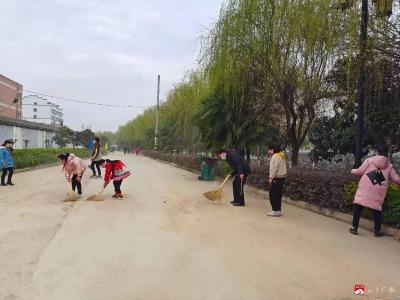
[0,0,223,131]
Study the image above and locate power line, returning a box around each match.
[23,89,147,109]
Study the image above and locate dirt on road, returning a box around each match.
[1,154,400,300]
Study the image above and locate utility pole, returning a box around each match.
[354,0,368,168]
[154,75,160,150]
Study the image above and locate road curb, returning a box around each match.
[146,155,400,241]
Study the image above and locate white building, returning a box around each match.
[23,95,64,126]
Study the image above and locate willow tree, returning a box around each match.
[202,0,349,165]
[199,0,282,158]
[158,71,208,152]
[116,107,156,149]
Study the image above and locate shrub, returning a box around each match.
[220,161,231,177]
[14,148,91,169]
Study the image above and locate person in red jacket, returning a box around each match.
[98,159,131,198]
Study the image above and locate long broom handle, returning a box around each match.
[218,174,231,189]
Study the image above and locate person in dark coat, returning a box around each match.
[217,149,251,206]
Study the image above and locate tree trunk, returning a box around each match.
[246,148,251,163]
[291,144,300,167]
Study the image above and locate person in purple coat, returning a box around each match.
[349,144,400,237]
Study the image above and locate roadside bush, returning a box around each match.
[248,165,354,211]
[14,148,91,169]
[142,150,200,171]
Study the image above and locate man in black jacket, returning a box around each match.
[217,149,251,206]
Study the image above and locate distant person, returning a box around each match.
[0,140,15,186]
[90,137,102,178]
[98,159,131,199]
[217,149,251,206]
[134,147,141,156]
[57,153,87,197]
[349,144,400,237]
[268,145,287,217]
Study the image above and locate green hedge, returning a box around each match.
[14,148,91,169]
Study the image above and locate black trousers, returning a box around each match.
[352,204,382,233]
[1,167,13,184]
[90,161,101,176]
[71,173,83,194]
[113,180,123,193]
[269,178,285,211]
[232,176,246,204]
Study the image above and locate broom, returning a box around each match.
[87,187,105,201]
[203,174,231,201]
[64,183,78,202]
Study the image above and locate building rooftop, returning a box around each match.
[0,115,58,132]
[0,73,23,89]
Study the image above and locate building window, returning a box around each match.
[33,108,37,112]
[34,102,37,105]
[34,115,37,119]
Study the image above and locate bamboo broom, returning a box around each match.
[64,183,78,202]
[203,174,231,201]
[87,187,105,201]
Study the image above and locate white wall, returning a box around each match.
[0,123,55,149]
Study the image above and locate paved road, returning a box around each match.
[1,154,400,300]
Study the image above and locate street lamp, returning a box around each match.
[340,0,393,167]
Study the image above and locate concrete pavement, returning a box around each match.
[1,154,400,300]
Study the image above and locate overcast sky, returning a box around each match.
[0,0,223,131]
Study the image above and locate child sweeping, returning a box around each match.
[58,153,87,197]
[0,140,15,186]
[98,159,131,199]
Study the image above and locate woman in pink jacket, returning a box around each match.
[349,144,400,237]
[58,153,87,197]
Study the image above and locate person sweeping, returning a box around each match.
[58,153,87,198]
[98,159,131,199]
[217,149,251,206]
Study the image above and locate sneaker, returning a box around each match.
[267,211,282,217]
[1,183,7,186]
[112,193,118,198]
[374,231,384,237]
[7,182,14,186]
[116,193,123,199]
[77,194,82,198]
[349,227,358,235]
[97,175,102,179]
